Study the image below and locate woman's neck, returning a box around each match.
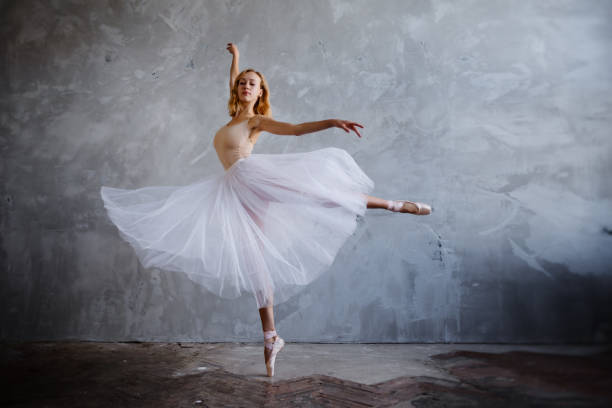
[236,101,256,118]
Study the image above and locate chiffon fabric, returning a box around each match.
[100,121,374,308]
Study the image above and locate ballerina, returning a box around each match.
[100,42,432,378]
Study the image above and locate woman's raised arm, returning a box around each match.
[226,43,240,92]
[249,115,364,138]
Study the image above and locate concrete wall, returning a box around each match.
[2,0,611,343]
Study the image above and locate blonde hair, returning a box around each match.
[228,69,272,117]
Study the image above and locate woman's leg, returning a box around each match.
[259,306,276,363]
[259,306,275,332]
[365,194,390,209]
[365,194,421,213]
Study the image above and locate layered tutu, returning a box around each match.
[100,147,374,307]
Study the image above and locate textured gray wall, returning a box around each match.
[2,0,611,343]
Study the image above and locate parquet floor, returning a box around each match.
[2,341,610,407]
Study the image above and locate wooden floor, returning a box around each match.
[2,341,611,407]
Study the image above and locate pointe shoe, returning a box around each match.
[264,330,285,377]
[388,200,433,215]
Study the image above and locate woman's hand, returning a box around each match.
[331,119,364,138]
[226,42,239,56]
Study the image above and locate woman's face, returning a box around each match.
[237,72,262,103]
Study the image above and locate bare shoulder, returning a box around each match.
[247,114,270,130]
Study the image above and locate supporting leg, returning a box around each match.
[259,305,276,367]
[244,200,278,364]
[258,306,275,332]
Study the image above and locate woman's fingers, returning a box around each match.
[226,43,238,54]
[335,119,364,138]
[344,121,363,138]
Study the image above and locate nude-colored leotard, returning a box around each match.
[213,120,255,170]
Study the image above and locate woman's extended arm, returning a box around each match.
[250,115,364,138]
[227,42,239,91]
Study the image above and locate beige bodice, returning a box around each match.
[213,120,254,170]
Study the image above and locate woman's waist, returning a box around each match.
[216,146,251,165]
[221,154,250,171]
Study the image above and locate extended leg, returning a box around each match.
[365,194,391,209]
[364,194,432,215]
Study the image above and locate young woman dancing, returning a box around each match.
[100,42,432,377]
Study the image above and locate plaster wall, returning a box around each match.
[1,0,611,342]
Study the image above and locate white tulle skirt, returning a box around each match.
[100,147,375,308]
